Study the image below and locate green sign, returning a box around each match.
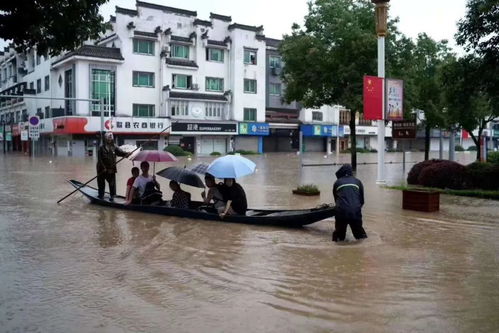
[239,123,248,135]
[313,125,321,136]
[494,129,499,138]
[6,132,12,141]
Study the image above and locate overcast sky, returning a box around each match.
[1,0,468,51]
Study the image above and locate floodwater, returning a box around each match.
[1,151,498,332]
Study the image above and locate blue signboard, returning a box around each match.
[239,122,269,136]
[301,124,342,137]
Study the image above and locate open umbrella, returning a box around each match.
[156,166,205,188]
[207,155,256,179]
[188,162,210,175]
[132,150,177,172]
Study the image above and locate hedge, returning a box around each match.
[418,160,466,190]
[465,162,499,190]
[407,159,445,185]
[164,145,191,156]
[487,151,499,165]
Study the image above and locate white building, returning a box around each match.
[0,1,268,156]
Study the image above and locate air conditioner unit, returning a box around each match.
[192,83,199,90]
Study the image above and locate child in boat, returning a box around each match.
[125,161,161,205]
[169,180,190,209]
[201,173,225,212]
[332,164,367,242]
[125,167,140,203]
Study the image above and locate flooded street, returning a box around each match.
[1,152,499,332]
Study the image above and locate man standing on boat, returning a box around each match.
[96,132,128,201]
[332,164,367,242]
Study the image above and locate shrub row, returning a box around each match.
[407,159,499,190]
[164,145,191,156]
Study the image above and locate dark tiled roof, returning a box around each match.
[194,19,212,27]
[210,13,231,22]
[171,35,192,43]
[98,33,117,44]
[228,23,263,32]
[165,58,198,68]
[169,91,227,101]
[256,34,266,41]
[136,1,197,16]
[207,39,227,47]
[52,45,124,65]
[265,37,281,48]
[115,6,137,16]
[134,30,157,38]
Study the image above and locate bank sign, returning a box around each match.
[301,124,342,137]
[172,122,237,135]
[238,122,269,136]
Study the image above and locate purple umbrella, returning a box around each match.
[132,150,177,172]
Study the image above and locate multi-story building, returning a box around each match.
[0,1,270,156]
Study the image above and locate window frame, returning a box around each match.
[132,71,155,88]
[269,83,281,96]
[243,48,257,65]
[132,104,155,117]
[243,108,257,121]
[36,79,42,93]
[243,79,257,94]
[205,77,224,92]
[172,74,192,90]
[312,111,323,121]
[269,56,281,68]
[171,44,190,59]
[133,39,155,55]
[44,75,50,91]
[207,48,224,63]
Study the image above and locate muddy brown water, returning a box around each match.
[1,152,498,332]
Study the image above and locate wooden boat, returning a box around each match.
[69,180,335,227]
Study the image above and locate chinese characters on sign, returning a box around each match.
[172,122,237,133]
[392,120,416,139]
[386,79,404,121]
[239,123,270,136]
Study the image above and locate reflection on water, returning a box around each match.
[1,152,498,332]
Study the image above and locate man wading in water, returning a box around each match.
[96,132,128,201]
[332,164,368,242]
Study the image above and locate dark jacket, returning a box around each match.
[220,182,247,215]
[333,164,364,220]
[96,144,127,174]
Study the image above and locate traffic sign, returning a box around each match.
[29,115,40,140]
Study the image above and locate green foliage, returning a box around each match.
[417,160,467,189]
[0,0,108,55]
[227,150,258,155]
[387,185,499,201]
[164,145,191,157]
[210,152,221,156]
[455,145,465,151]
[341,148,375,153]
[465,162,499,190]
[487,152,499,164]
[468,145,477,151]
[407,159,445,184]
[294,184,320,195]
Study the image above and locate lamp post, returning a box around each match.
[372,0,390,184]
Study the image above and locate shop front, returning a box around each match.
[235,122,269,153]
[170,121,238,156]
[301,124,344,153]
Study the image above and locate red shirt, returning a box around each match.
[127,176,136,187]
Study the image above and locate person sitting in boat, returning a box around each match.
[169,180,190,209]
[218,178,247,218]
[125,167,140,204]
[125,161,161,205]
[201,173,225,212]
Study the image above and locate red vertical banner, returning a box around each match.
[363,76,383,120]
[462,130,470,139]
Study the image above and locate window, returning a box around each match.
[244,79,257,94]
[171,100,189,116]
[29,82,34,90]
[44,106,50,118]
[269,56,281,68]
[205,77,224,92]
[339,110,351,125]
[244,49,257,65]
[243,108,257,121]
[90,69,115,117]
[65,69,74,115]
[133,71,154,87]
[36,54,41,65]
[312,111,323,121]
[133,39,154,55]
[36,79,41,93]
[205,102,224,118]
[44,75,49,91]
[133,104,155,117]
[172,74,192,89]
[269,83,281,96]
[206,48,224,62]
[171,44,189,59]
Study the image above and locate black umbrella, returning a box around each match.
[156,166,205,188]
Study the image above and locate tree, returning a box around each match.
[409,34,453,160]
[280,0,378,171]
[440,56,498,160]
[0,0,108,56]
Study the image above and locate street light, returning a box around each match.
[372,0,390,184]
